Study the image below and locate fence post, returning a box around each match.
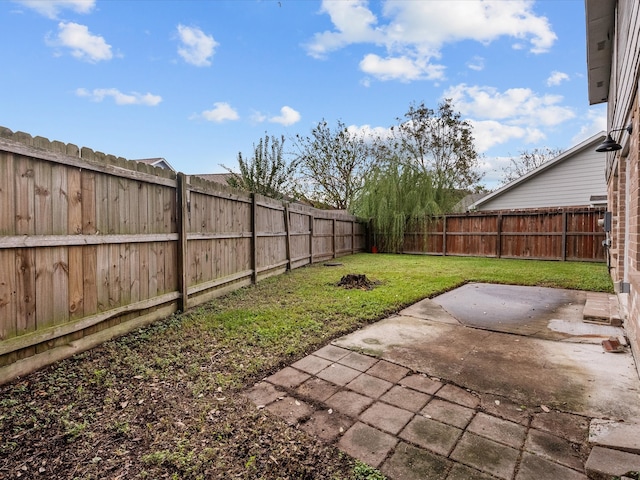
[176,173,188,312]
[351,220,355,254]
[442,215,447,256]
[561,211,567,261]
[496,213,502,258]
[309,213,314,264]
[284,204,291,271]
[332,218,337,258]
[251,194,258,283]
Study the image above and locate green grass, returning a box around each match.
[0,253,613,479]
[184,253,612,367]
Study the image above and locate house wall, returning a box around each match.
[477,148,606,211]
[605,0,640,376]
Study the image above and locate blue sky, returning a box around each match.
[2,0,605,189]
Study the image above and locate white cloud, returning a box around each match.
[546,70,569,86]
[306,0,557,82]
[469,120,543,153]
[445,84,575,127]
[269,106,301,126]
[197,102,239,122]
[571,106,607,144]
[16,0,94,19]
[48,22,112,62]
[359,54,445,82]
[76,88,162,106]
[177,25,218,67]
[250,110,267,123]
[467,56,485,72]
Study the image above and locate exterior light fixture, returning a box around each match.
[596,124,633,152]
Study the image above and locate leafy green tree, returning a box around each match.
[385,99,484,193]
[222,134,297,200]
[501,147,562,184]
[353,158,443,252]
[293,120,372,210]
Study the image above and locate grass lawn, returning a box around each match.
[0,254,612,479]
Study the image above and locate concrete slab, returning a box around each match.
[333,315,640,420]
[524,428,586,471]
[421,398,475,429]
[399,416,463,456]
[338,422,397,468]
[589,419,640,454]
[359,402,414,435]
[585,446,640,480]
[380,385,431,412]
[516,452,588,480]
[466,412,527,449]
[450,432,519,480]
[382,442,451,480]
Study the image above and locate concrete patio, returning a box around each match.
[243,284,640,479]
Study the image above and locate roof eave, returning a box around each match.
[585,0,616,105]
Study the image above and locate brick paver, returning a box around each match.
[313,344,351,361]
[467,412,527,449]
[346,373,393,398]
[316,362,361,385]
[338,351,379,371]
[381,442,451,480]
[246,343,595,480]
[338,422,398,468]
[359,402,414,435]
[325,390,374,417]
[366,360,410,383]
[524,428,585,471]
[380,385,431,412]
[301,409,354,443]
[450,432,519,480]
[435,384,480,408]
[291,354,333,375]
[530,410,589,443]
[295,376,340,402]
[265,366,310,389]
[399,374,443,394]
[421,398,475,429]
[400,416,463,456]
[516,452,588,480]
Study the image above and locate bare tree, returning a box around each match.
[501,147,562,184]
[292,120,372,210]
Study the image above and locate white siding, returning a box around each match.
[477,148,607,211]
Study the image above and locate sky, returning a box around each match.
[1,0,606,189]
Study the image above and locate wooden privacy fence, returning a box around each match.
[0,129,366,384]
[396,208,606,261]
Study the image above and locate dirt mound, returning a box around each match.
[336,274,377,290]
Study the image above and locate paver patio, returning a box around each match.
[243,287,640,479]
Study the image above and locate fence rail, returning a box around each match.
[387,208,606,261]
[0,130,366,384]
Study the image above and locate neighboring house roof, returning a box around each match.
[192,173,235,185]
[134,157,176,172]
[585,0,615,105]
[468,132,607,211]
[452,192,487,213]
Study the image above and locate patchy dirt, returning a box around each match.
[336,274,378,291]
[0,315,357,480]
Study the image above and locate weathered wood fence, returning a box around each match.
[391,208,606,261]
[0,129,366,384]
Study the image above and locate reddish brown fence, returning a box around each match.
[389,208,606,261]
[0,129,366,384]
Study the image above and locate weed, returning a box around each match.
[352,461,386,480]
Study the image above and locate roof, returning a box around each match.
[468,132,606,210]
[134,157,176,172]
[192,173,235,185]
[585,0,616,105]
